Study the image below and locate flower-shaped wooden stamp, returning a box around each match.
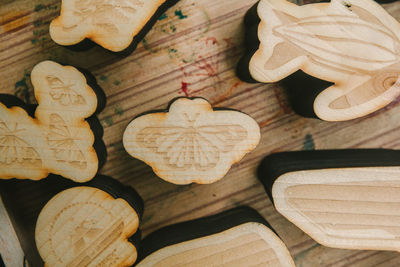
[35,179,143,267]
[137,207,295,267]
[50,0,179,53]
[258,149,400,251]
[239,0,400,121]
[0,60,105,182]
[123,98,261,185]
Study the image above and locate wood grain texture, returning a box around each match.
[123,97,260,184]
[0,61,103,182]
[35,186,140,267]
[137,207,295,267]
[248,0,400,121]
[50,0,178,52]
[2,0,400,266]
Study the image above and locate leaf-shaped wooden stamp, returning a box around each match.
[137,207,295,267]
[0,60,106,182]
[238,0,400,121]
[258,149,400,251]
[35,176,143,267]
[123,98,261,185]
[50,0,179,53]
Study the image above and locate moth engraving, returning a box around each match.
[47,75,86,106]
[0,61,99,182]
[47,113,87,169]
[251,0,400,120]
[0,120,41,165]
[136,113,248,171]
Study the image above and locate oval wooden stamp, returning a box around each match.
[35,185,141,267]
[123,98,261,185]
[258,149,400,251]
[0,61,105,182]
[239,0,400,121]
[50,0,179,53]
[137,207,295,267]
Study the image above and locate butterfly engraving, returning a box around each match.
[66,0,144,33]
[47,113,87,169]
[0,120,41,165]
[136,113,248,171]
[47,75,86,106]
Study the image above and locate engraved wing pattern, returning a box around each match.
[46,75,86,105]
[47,113,87,169]
[136,118,248,171]
[69,0,144,33]
[0,120,41,165]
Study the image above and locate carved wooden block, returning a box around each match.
[238,0,400,121]
[35,176,143,267]
[123,98,261,185]
[0,61,106,182]
[50,0,179,53]
[137,207,295,267]
[258,149,400,251]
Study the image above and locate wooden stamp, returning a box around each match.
[35,176,143,267]
[238,0,400,121]
[123,98,261,185]
[0,60,106,182]
[258,149,400,251]
[50,0,179,53]
[137,207,295,267]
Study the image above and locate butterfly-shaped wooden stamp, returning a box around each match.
[50,0,179,53]
[137,207,295,267]
[35,183,142,267]
[239,0,400,121]
[0,60,105,182]
[123,98,261,185]
[258,149,400,251]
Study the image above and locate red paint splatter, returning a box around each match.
[206,37,218,45]
[180,82,190,97]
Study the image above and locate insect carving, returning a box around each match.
[123,98,261,184]
[50,0,172,52]
[0,61,100,182]
[249,0,400,121]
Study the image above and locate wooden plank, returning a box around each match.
[1,0,400,266]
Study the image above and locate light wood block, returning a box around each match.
[123,97,261,185]
[35,185,141,267]
[137,207,295,267]
[259,149,400,252]
[0,60,105,182]
[245,0,400,121]
[50,0,179,53]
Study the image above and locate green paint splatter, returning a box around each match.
[303,134,315,150]
[35,4,45,11]
[103,116,114,126]
[114,105,124,116]
[14,72,31,104]
[174,9,187,19]
[113,80,121,86]
[100,75,107,81]
[167,48,178,59]
[158,13,168,20]
[141,38,158,53]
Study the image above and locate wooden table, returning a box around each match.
[1,0,400,266]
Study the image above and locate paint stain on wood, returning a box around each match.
[174,9,188,20]
[302,134,315,150]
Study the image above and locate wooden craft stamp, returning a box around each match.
[258,149,400,251]
[123,97,261,185]
[137,207,295,267]
[0,60,106,182]
[238,0,400,121]
[50,0,179,53]
[35,175,143,267]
